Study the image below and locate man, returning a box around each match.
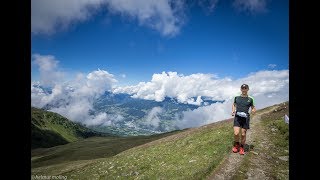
[231,84,256,155]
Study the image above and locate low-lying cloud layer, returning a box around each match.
[32,54,119,126]
[114,70,289,107]
[114,70,288,129]
[32,54,288,130]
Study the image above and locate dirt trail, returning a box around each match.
[207,106,279,180]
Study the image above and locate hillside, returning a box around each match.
[31,107,107,149]
[32,116,234,178]
[31,130,185,174]
[31,102,289,179]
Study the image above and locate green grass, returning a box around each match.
[261,101,289,156]
[232,153,252,180]
[47,123,79,142]
[268,119,289,148]
[262,117,289,179]
[31,107,107,149]
[32,130,184,170]
[55,120,234,180]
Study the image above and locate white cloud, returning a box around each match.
[114,71,236,103]
[31,54,288,130]
[32,0,104,34]
[32,54,64,86]
[85,69,118,95]
[233,0,267,14]
[187,96,203,106]
[268,64,277,69]
[115,70,289,129]
[114,70,288,106]
[143,107,163,128]
[106,0,186,37]
[31,81,50,108]
[175,82,289,129]
[32,0,186,36]
[238,70,289,99]
[86,113,124,126]
[31,0,270,36]
[175,100,233,129]
[31,54,119,126]
[120,74,126,78]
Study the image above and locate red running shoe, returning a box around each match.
[239,146,245,155]
[232,144,240,153]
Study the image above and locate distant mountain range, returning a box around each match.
[89,92,221,136]
[36,85,221,136]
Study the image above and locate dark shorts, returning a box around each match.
[234,115,250,129]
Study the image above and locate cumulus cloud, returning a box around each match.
[31,0,269,36]
[175,100,233,129]
[32,54,64,86]
[114,70,288,105]
[86,113,124,126]
[31,54,119,126]
[143,107,163,128]
[32,0,104,34]
[114,71,236,103]
[175,82,289,129]
[47,70,118,125]
[32,0,186,36]
[187,96,203,106]
[114,70,289,129]
[32,56,288,131]
[105,0,186,37]
[233,0,268,14]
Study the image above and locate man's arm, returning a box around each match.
[232,103,236,116]
[251,105,256,114]
[250,96,256,114]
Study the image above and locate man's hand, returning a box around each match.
[231,103,236,116]
[251,107,256,114]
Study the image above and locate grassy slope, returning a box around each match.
[261,102,289,179]
[55,119,234,179]
[32,102,288,179]
[31,130,184,173]
[31,107,106,149]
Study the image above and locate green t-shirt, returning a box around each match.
[234,95,255,114]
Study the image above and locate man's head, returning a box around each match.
[240,84,249,94]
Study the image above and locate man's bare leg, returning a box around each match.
[232,126,241,152]
[239,128,247,155]
[241,128,247,145]
[234,126,240,143]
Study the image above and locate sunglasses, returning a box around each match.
[241,87,248,89]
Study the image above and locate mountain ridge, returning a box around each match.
[31,107,111,149]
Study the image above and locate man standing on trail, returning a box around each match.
[231,84,256,155]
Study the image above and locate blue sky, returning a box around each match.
[31,0,288,86]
